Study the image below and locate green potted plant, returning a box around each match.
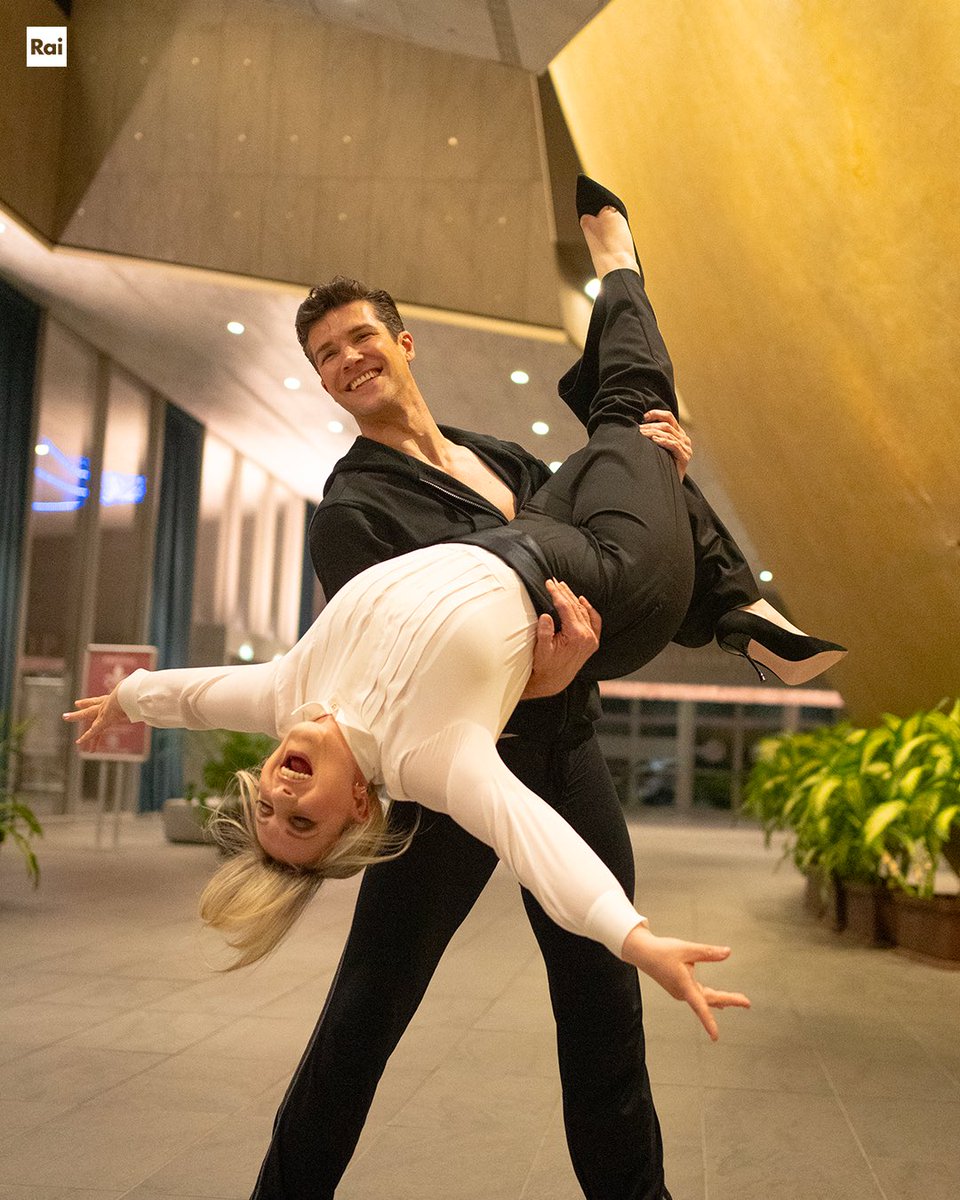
[0,715,43,886]
[858,701,960,962]
[162,729,278,844]
[745,723,872,930]
[745,701,960,958]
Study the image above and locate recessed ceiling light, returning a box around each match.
[759,570,774,583]
[226,321,245,335]
[531,421,549,436]
[237,642,254,662]
[584,278,601,300]
[448,136,459,147]
[35,442,49,456]
[284,377,301,390]
[328,420,344,434]
[510,370,529,385]
[549,460,562,473]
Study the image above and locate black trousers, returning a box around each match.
[251,272,710,1199]
[558,265,759,648]
[251,736,668,1200]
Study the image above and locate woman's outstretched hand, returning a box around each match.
[63,686,132,752]
[622,923,750,1041]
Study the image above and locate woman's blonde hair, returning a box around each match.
[199,767,417,970]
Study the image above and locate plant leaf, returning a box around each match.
[863,800,908,845]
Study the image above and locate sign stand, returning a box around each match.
[94,760,128,849]
[81,644,157,847]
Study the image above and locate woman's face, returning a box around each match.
[256,717,370,867]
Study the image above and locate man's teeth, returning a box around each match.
[279,765,311,781]
[348,369,379,391]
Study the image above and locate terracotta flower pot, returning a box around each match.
[890,892,960,966]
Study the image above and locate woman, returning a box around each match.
[66,182,782,1038]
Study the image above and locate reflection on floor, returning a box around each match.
[0,813,957,1200]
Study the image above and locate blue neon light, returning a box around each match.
[32,439,147,512]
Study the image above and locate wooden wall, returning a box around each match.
[550,0,960,722]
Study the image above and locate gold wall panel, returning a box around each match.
[552,0,960,721]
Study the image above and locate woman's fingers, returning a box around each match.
[702,987,752,1010]
[63,695,109,719]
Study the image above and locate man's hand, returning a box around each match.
[520,579,601,700]
[621,923,751,1041]
[641,409,692,480]
[62,686,133,753]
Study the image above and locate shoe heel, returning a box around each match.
[718,631,767,682]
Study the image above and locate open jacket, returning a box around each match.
[308,425,601,744]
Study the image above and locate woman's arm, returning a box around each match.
[395,721,749,1038]
[64,661,282,752]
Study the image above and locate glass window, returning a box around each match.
[22,322,98,663]
[92,368,153,644]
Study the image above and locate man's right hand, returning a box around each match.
[520,579,601,700]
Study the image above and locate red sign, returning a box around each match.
[80,644,157,762]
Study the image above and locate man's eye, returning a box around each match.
[256,800,273,816]
[290,817,314,832]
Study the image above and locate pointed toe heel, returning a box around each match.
[715,611,847,686]
[576,174,643,280]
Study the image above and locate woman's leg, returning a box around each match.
[510,259,697,678]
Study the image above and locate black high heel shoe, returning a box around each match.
[715,610,847,686]
[575,174,643,280]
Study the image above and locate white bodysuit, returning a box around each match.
[118,544,645,958]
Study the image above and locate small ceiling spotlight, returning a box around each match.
[328,420,344,434]
[510,370,529,385]
[531,421,549,436]
[237,642,255,662]
[584,278,601,300]
[226,321,245,335]
[35,442,50,456]
[759,570,774,583]
[283,377,301,390]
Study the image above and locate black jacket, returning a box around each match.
[308,425,601,743]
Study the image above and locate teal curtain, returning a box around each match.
[299,500,318,637]
[139,404,204,811]
[0,279,40,716]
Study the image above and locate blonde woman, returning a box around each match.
[66,190,755,1040]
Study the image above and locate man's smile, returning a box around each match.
[347,368,382,391]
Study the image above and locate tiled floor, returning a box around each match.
[0,812,957,1200]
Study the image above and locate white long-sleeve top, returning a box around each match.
[118,544,644,957]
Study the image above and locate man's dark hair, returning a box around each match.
[295,276,405,362]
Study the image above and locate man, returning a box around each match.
[250,270,759,1200]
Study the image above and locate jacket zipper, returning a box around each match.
[419,477,510,524]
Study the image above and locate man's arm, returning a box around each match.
[309,502,403,600]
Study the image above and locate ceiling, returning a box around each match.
[7,0,952,720]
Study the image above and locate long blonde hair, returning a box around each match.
[199,768,417,970]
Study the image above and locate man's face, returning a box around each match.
[304,300,416,421]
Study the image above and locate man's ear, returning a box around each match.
[399,330,415,362]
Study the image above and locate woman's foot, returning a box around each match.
[580,207,641,281]
[715,606,847,686]
[739,598,806,637]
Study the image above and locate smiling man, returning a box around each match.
[243,273,715,1200]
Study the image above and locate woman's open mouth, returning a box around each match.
[279,753,313,781]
